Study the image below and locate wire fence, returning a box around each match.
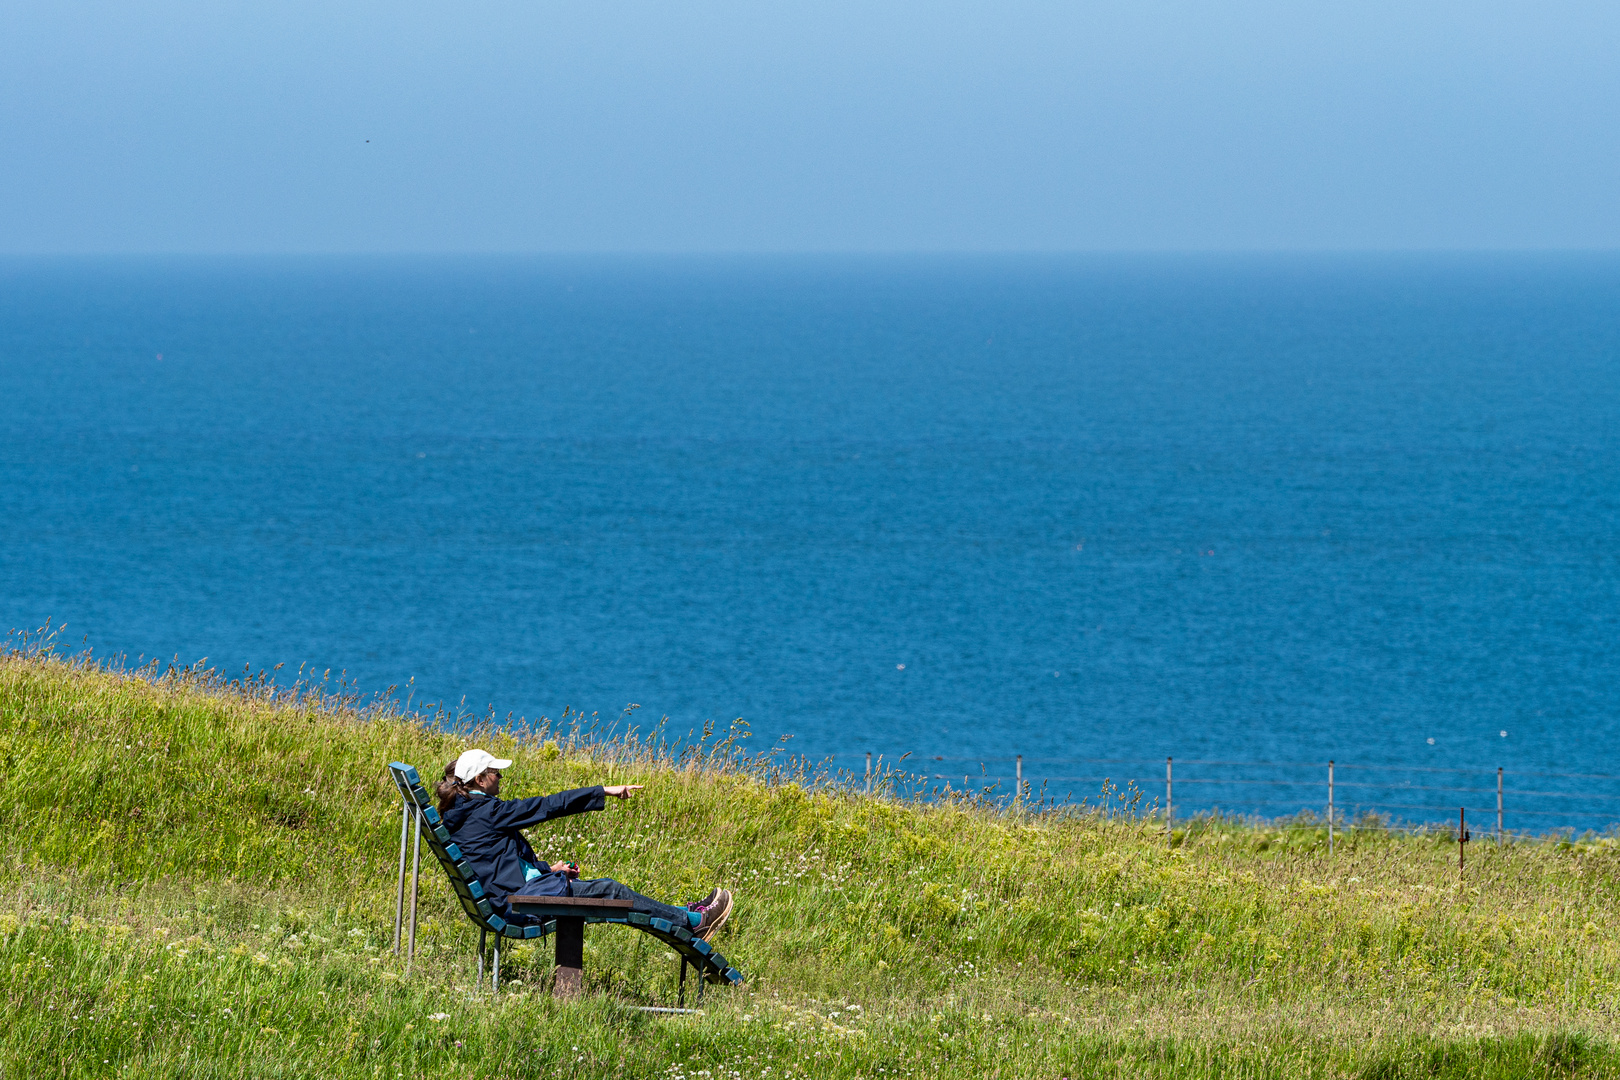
[830,752,1620,839]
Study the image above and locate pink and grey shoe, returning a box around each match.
[691,888,733,941]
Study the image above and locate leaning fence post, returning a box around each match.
[1327,760,1334,856]
[866,752,872,794]
[1166,757,1173,844]
[1497,767,1504,846]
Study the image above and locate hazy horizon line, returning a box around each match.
[4,246,1619,260]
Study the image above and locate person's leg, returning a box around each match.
[568,877,691,925]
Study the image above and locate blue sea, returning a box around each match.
[3,255,1617,827]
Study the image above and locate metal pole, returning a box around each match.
[1015,755,1023,805]
[1166,757,1173,844]
[393,800,410,954]
[1497,767,1504,846]
[407,810,422,972]
[866,752,872,794]
[1328,760,1334,857]
[492,938,501,995]
[477,927,486,990]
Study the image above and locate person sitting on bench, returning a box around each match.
[436,748,733,939]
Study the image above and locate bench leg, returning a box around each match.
[678,957,687,1008]
[477,927,486,991]
[553,917,585,998]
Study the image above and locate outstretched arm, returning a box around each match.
[486,786,606,830]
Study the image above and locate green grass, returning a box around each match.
[5,649,1620,1078]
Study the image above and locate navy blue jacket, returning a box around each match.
[441,786,606,908]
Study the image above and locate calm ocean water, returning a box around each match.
[3,256,1617,824]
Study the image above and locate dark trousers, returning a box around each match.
[568,876,689,925]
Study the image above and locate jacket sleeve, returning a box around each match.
[487,786,606,831]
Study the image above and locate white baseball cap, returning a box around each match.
[453,748,513,782]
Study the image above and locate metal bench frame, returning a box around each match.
[386,762,743,1002]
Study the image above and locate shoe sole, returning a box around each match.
[697,889,733,941]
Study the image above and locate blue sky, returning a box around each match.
[2,0,1617,253]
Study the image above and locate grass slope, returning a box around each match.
[4,652,1620,1078]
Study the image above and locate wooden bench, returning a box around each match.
[386,762,744,1003]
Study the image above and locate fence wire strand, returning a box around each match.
[860,752,1620,832]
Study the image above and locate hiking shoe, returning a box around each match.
[687,887,721,911]
[693,889,732,941]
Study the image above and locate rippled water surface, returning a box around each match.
[3,256,1617,822]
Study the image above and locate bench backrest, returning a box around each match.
[386,762,513,934]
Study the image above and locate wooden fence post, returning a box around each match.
[1497,767,1504,846]
[1166,757,1173,845]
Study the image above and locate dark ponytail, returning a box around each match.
[436,761,471,813]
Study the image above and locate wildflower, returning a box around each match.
[428,1013,450,1021]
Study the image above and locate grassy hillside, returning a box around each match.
[4,650,1620,1078]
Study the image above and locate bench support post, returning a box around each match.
[406,811,421,972]
[477,926,487,990]
[676,957,705,1007]
[554,917,585,998]
[392,800,410,954]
